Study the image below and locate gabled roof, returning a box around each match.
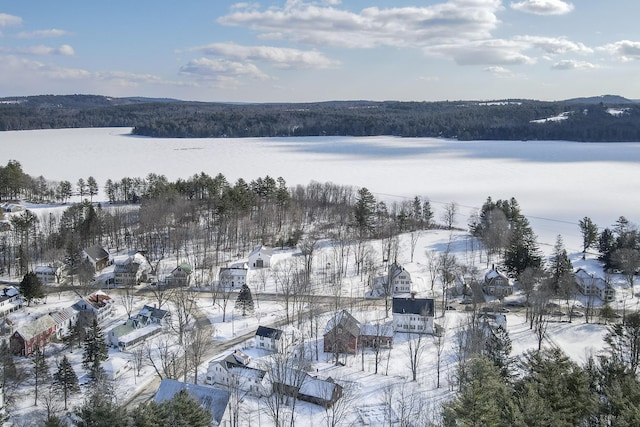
[324,310,360,336]
[15,315,56,341]
[83,244,109,262]
[389,262,410,281]
[172,262,192,275]
[154,378,230,426]
[249,245,273,257]
[300,376,341,402]
[392,297,434,316]
[74,291,113,311]
[359,323,394,338]
[48,307,78,326]
[485,266,509,283]
[138,305,170,321]
[255,325,283,340]
[575,268,610,291]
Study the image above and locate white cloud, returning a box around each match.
[551,59,597,70]
[430,39,536,65]
[599,40,640,61]
[485,66,510,73]
[510,0,574,15]
[0,13,22,28]
[14,44,75,56]
[180,57,269,82]
[16,28,70,39]
[0,54,185,90]
[192,42,339,69]
[219,0,502,49]
[515,35,592,55]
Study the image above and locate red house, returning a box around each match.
[10,315,57,356]
[323,310,360,355]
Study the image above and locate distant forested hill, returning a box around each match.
[1,94,640,142]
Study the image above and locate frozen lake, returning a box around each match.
[2,127,640,253]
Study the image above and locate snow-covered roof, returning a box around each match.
[154,379,230,426]
[249,245,273,257]
[575,268,609,291]
[229,365,266,380]
[15,315,56,341]
[359,323,394,338]
[118,324,161,344]
[300,376,340,401]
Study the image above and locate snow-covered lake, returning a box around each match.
[2,127,639,253]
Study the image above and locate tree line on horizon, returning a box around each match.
[2,94,640,141]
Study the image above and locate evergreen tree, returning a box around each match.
[422,199,434,228]
[132,389,212,427]
[589,355,640,425]
[19,271,44,306]
[53,355,79,410]
[504,213,542,277]
[547,235,574,297]
[442,357,518,426]
[82,319,108,379]
[235,283,254,316]
[515,348,597,426]
[605,311,640,375]
[599,227,616,269]
[579,216,599,260]
[484,326,514,379]
[32,345,50,405]
[354,187,377,236]
[0,340,17,389]
[74,389,128,427]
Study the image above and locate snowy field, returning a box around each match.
[2,127,640,252]
[2,127,640,425]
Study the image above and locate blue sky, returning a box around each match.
[1,0,640,102]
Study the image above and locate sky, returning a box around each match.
[1,0,640,103]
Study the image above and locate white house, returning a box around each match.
[255,325,285,353]
[0,286,22,318]
[388,262,412,294]
[575,268,615,302]
[49,307,79,340]
[205,350,267,396]
[392,296,435,334]
[113,253,150,287]
[73,291,114,323]
[103,357,131,380]
[34,265,62,285]
[218,266,248,290]
[248,245,273,268]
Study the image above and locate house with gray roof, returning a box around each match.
[82,244,110,272]
[255,325,285,353]
[324,310,361,355]
[206,349,267,396]
[154,378,230,426]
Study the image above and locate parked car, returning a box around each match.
[445,305,456,311]
[571,310,585,317]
